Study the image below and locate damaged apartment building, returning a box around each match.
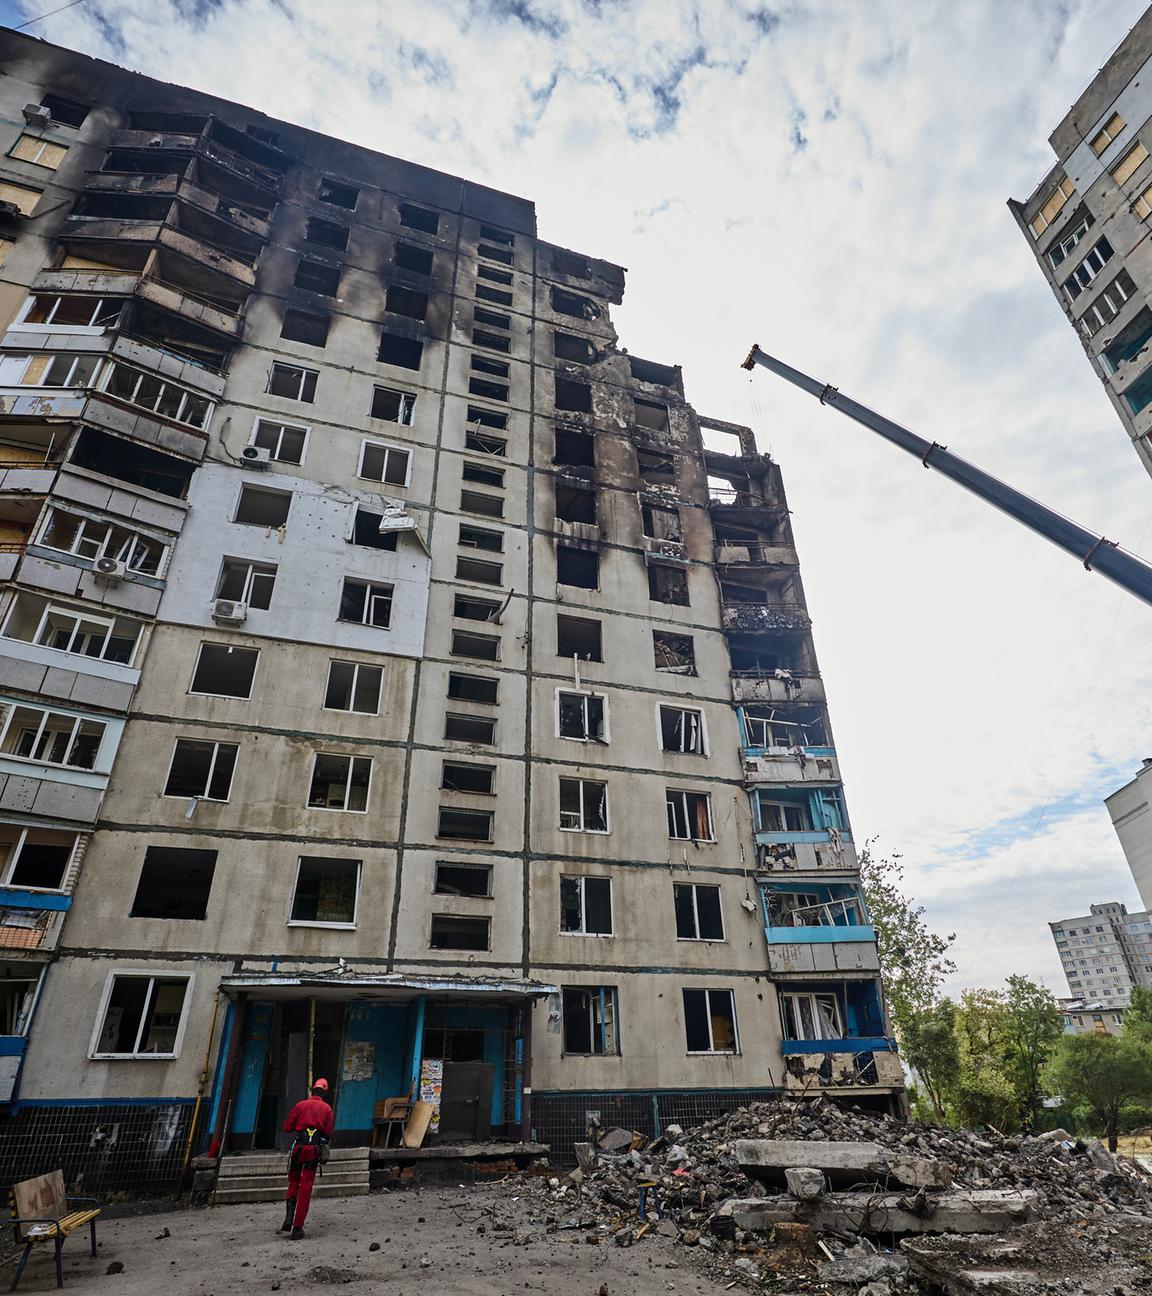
[0,29,898,1188]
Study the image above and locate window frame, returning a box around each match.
[249,415,309,465]
[162,737,238,802]
[338,578,394,629]
[13,293,124,333]
[215,557,277,610]
[779,990,844,1042]
[0,827,77,893]
[266,361,318,403]
[89,970,194,1061]
[323,659,383,715]
[188,641,260,700]
[13,598,143,667]
[558,777,609,834]
[99,361,213,429]
[370,385,417,426]
[666,789,715,842]
[673,883,726,942]
[561,986,619,1056]
[358,438,413,488]
[306,752,373,814]
[287,855,362,929]
[0,701,108,772]
[9,134,68,170]
[1091,111,1126,156]
[683,987,739,1055]
[36,507,167,576]
[559,875,613,937]
[556,689,608,743]
[657,704,707,755]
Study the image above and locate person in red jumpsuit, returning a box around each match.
[279,1077,335,1239]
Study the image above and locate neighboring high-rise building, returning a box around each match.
[1049,901,1152,1009]
[0,30,898,1189]
[1106,760,1152,910]
[1009,9,1152,480]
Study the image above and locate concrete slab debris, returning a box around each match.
[717,1188,1039,1235]
[735,1138,955,1189]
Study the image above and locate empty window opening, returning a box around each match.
[643,503,682,541]
[94,976,189,1059]
[130,847,217,920]
[386,285,429,320]
[562,987,618,1055]
[469,377,509,402]
[5,596,142,666]
[1101,306,1152,373]
[649,563,689,605]
[478,265,513,287]
[555,377,592,413]
[430,914,489,950]
[235,485,291,529]
[551,287,598,319]
[475,307,511,330]
[9,134,67,170]
[780,991,842,1042]
[459,524,503,552]
[291,857,360,925]
[441,762,495,795]
[554,332,595,364]
[190,643,259,698]
[479,224,514,245]
[40,94,90,128]
[352,507,399,551]
[0,705,105,770]
[634,398,669,431]
[217,558,276,610]
[280,308,330,348]
[324,660,382,713]
[448,672,498,704]
[742,704,828,748]
[1063,237,1114,299]
[1080,269,1137,336]
[318,178,359,210]
[553,249,591,278]
[472,355,509,379]
[267,362,318,403]
[555,484,596,524]
[561,876,612,935]
[399,203,439,234]
[339,578,393,628]
[293,259,341,296]
[369,384,415,424]
[437,807,494,841]
[559,777,608,832]
[435,861,492,896]
[660,705,705,754]
[359,439,411,486]
[0,827,75,890]
[378,332,424,369]
[555,428,594,467]
[637,448,675,483]
[630,356,679,387]
[456,555,503,585]
[445,712,496,744]
[674,883,724,941]
[453,595,500,623]
[462,461,505,487]
[557,615,601,661]
[245,124,279,146]
[666,789,713,841]
[478,242,514,265]
[451,629,499,660]
[305,216,348,251]
[395,241,434,275]
[557,546,598,589]
[466,429,507,456]
[38,510,165,575]
[558,691,606,742]
[460,489,504,518]
[475,284,514,306]
[19,294,124,329]
[467,404,508,429]
[308,753,371,811]
[683,988,737,1053]
[251,418,307,464]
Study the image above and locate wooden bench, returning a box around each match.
[7,1171,100,1290]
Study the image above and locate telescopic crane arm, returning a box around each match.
[741,345,1152,610]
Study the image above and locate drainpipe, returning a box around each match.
[209,992,247,1157]
[182,989,222,1176]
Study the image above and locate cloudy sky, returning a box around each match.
[5,0,1152,996]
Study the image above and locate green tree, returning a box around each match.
[1124,985,1152,1045]
[954,988,1019,1130]
[1046,1032,1152,1151]
[900,997,960,1123]
[1003,975,1064,1123]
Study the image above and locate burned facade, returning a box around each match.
[0,30,898,1188]
[1010,7,1152,479]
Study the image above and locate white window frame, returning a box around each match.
[666,789,714,841]
[358,438,413,488]
[307,752,372,814]
[99,362,213,429]
[323,660,383,715]
[756,795,811,833]
[657,703,707,755]
[88,970,194,1061]
[0,827,77,893]
[10,598,141,666]
[0,701,107,770]
[684,987,739,1055]
[188,641,260,700]
[370,385,416,426]
[556,689,608,743]
[1046,215,1091,270]
[287,856,362,929]
[674,882,726,942]
[779,991,844,1042]
[36,507,167,576]
[12,293,125,333]
[248,415,310,465]
[561,985,619,1056]
[162,738,238,802]
[1063,237,1113,299]
[558,777,609,834]
[216,558,277,609]
[266,361,318,403]
[0,352,101,390]
[9,134,67,169]
[560,875,613,937]
[339,578,394,628]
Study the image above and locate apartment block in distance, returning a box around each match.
[1009,8,1152,480]
[1106,759,1152,911]
[0,30,899,1189]
[1049,900,1152,1031]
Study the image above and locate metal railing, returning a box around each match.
[772,897,862,928]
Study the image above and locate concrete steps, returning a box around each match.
[212,1147,370,1206]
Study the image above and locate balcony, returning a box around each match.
[722,601,812,633]
[110,129,285,194]
[743,748,840,784]
[0,889,69,953]
[85,172,272,240]
[757,835,857,874]
[731,672,825,705]
[777,981,893,1058]
[135,275,243,339]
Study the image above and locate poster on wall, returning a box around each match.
[419,1057,443,1133]
[343,1040,375,1084]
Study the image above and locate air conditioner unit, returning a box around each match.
[212,598,248,625]
[92,556,126,583]
[22,104,52,127]
[240,444,271,468]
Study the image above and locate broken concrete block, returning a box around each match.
[735,1139,954,1189]
[717,1189,1038,1236]
[818,1246,908,1283]
[783,1166,825,1200]
[1083,1139,1117,1173]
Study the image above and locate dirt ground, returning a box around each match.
[5,1184,741,1296]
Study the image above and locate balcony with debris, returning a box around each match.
[776,979,899,1091]
[761,883,881,976]
[752,785,856,875]
[719,577,813,634]
[738,700,840,784]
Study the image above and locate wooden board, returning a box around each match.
[401,1100,434,1149]
[13,1170,66,1239]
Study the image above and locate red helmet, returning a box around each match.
[311,1077,330,1093]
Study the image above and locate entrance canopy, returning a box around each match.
[218,970,560,1003]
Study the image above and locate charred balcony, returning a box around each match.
[111,112,290,195]
[87,169,273,240]
[721,600,812,634]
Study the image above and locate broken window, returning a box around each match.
[441,761,495,795]
[467,404,508,430]
[630,356,678,387]
[18,294,124,330]
[324,660,383,713]
[554,428,594,468]
[469,376,509,402]
[93,975,190,1059]
[0,352,99,390]
[250,418,307,465]
[39,94,90,128]
[9,134,67,170]
[447,672,498,704]
[475,307,511,330]
[1101,306,1152,373]
[4,596,142,665]
[475,284,513,306]
[350,508,399,551]
[479,224,514,246]
[666,790,713,841]
[637,448,675,483]
[462,461,505,488]
[291,857,360,925]
[0,704,106,770]
[164,739,238,800]
[460,489,504,518]
[478,241,514,265]
[554,332,594,364]
[648,563,689,605]
[559,777,608,832]
[267,362,317,402]
[190,643,259,698]
[0,181,42,216]
[557,615,601,661]
[742,704,828,748]
[318,177,358,210]
[378,332,424,370]
[130,847,217,920]
[304,216,348,251]
[359,439,411,486]
[553,250,591,278]
[472,355,509,380]
[642,503,682,542]
[455,556,503,586]
[659,706,705,754]
[395,241,434,275]
[555,484,596,524]
[437,807,494,841]
[399,203,439,234]
[281,308,330,347]
[451,629,499,660]
[633,398,669,431]
[459,524,503,552]
[339,579,393,628]
[235,485,291,528]
[466,429,507,456]
[386,285,429,320]
[430,914,489,950]
[755,794,812,833]
[101,363,212,429]
[562,987,618,1055]
[477,265,513,287]
[453,594,500,622]
[216,558,277,610]
[293,259,341,296]
[245,123,279,146]
[435,860,492,896]
[444,712,496,744]
[0,827,75,890]
[556,546,598,589]
[1063,237,1113,299]
[674,884,724,941]
[1111,141,1149,186]
[779,992,842,1042]
[560,876,612,935]
[38,509,165,575]
[557,691,606,742]
[1080,269,1137,336]
[555,377,592,413]
[474,328,510,353]
[551,287,597,319]
[1045,211,1093,269]
[308,753,372,811]
[370,386,416,425]
[683,988,737,1053]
